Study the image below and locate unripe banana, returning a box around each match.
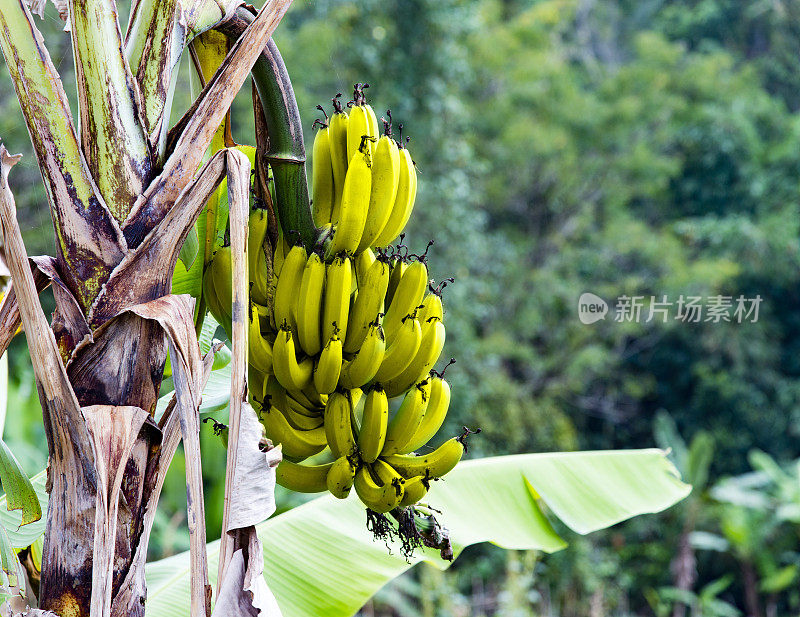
[276,459,333,493]
[382,317,445,398]
[358,386,389,463]
[248,305,273,375]
[347,102,376,163]
[325,147,371,259]
[354,465,401,513]
[326,455,357,499]
[354,248,377,286]
[296,252,326,356]
[248,207,270,305]
[371,314,422,384]
[272,324,313,393]
[274,244,307,336]
[381,437,464,480]
[204,245,233,336]
[385,259,406,308]
[329,100,349,221]
[322,255,352,344]
[273,229,289,278]
[314,331,343,395]
[372,458,405,503]
[357,135,400,251]
[282,404,324,431]
[399,475,429,507]
[381,379,431,455]
[417,292,444,324]
[258,403,326,461]
[364,104,379,149]
[382,260,428,344]
[324,390,357,459]
[373,147,416,247]
[402,375,450,453]
[344,257,389,354]
[311,125,335,226]
[339,321,385,390]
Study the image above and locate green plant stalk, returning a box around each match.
[217,8,318,249]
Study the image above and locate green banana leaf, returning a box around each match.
[145,449,690,617]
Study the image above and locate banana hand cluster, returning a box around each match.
[201,93,464,515]
[312,85,417,257]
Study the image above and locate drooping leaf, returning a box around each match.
[145,449,690,617]
[0,439,40,526]
[0,470,46,549]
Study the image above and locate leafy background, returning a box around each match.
[3,0,800,615]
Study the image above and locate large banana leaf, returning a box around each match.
[145,449,689,617]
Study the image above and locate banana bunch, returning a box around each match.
[249,237,461,512]
[311,85,418,257]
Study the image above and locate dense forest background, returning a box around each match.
[3,0,800,615]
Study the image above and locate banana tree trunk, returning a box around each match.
[0,1,294,614]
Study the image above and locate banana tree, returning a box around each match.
[0,1,691,616]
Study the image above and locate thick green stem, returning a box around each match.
[216,8,318,249]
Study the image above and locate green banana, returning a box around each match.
[373,146,417,247]
[311,120,335,226]
[344,257,389,353]
[325,144,371,259]
[339,321,385,389]
[272,324,313,393]
[273,243,308,336]
[248,304,273,375]
[329,96,349,221]
[322,255,352,343]
[326,455,357,499]
[399,475,429,507]
[248,206,270,305]
[357,131,400,252]
[373,458,406,502]
[371,314,422,384]
[324,390,357,459]
[314,331,343,395]
[382,260,428,344]
[296,252,326,356]
[258,403,326,461]
[276,459,333,493]
[381,437,464,480]
[381,379,431,455]
[358,386,389,463]
[354,465,401,513]
[403,373,451,453]
[383,317,445,398]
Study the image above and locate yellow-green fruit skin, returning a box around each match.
[326,456,357,499]
[358,387,389,463]
[312,126,335,226]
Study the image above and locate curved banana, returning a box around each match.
[311,123,335,226]
[382,260,428,344]
[276,459,333,493]
[339,321,385,390]
[354,248,376,286]
[248,206,269,305]
[313,332,343,395]
[381,437,464,480]
[282,401,324,431]
[381,379,431,455]
[373,459,405,503]
[347,102,373,164]
[371,314,422,384]
[344,257,389,354]
[373,147,417,247]
[402,374,450,453]
[325,147,371,259]
[296,252,326,356]
[382,317,445,398]
[354,465,401,513]
[259,404,327,461]
[417,292,444,324]
[324,390,357,459]
[322,255,352,344]
[357,133,400,251]
[399,475,429,507]
[326,455,357,499]
[329,98,349,221]
[274,244,307,336]
[272,325,313,393]
[248,305,273,375]
[358,386,389,463]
